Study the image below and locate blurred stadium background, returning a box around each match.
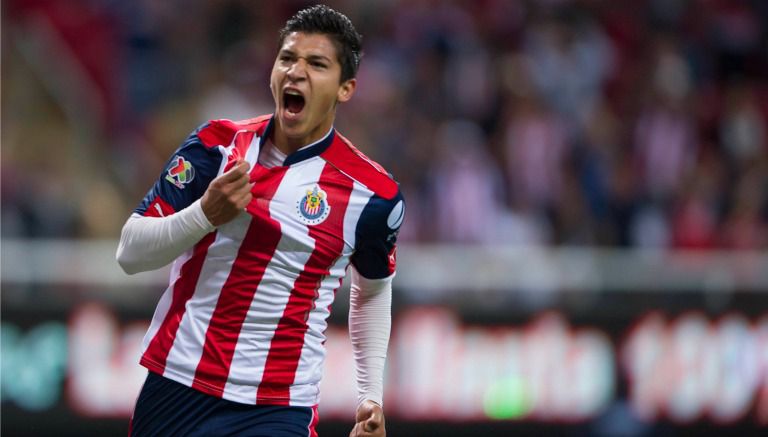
[3,0,768,435]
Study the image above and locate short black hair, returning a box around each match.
[279,4,362,83]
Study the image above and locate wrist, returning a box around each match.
[190,198,216,231]
[358,396,383,408]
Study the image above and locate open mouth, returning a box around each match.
[283,90,306,115]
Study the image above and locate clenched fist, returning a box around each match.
[349,400,385,437]
[201,159,253,226]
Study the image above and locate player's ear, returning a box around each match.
[337,78,356,103]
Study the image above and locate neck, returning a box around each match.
[272,118,335,155]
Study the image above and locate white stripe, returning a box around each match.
[342,182,374,249]
[244,133,261,167]
[161,213,252,385]
[222,159,328,403]
[216,145,231,176]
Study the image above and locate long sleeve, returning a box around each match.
[348,265,393,406]
[116,199,215,274]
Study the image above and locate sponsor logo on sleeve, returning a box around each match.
[165,156,195,189]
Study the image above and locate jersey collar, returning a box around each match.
[260,115,335,166]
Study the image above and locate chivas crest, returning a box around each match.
[296,185,331,225]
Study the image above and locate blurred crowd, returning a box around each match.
[3,0,768,249]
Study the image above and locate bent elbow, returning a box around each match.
[117,260,141,276]
[116,216,146,275]
[115,245,141,275]
[116,222,144,275]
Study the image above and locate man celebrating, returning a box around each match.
[117,5,403,436]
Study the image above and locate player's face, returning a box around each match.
[270,32,356,151]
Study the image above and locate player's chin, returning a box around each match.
[279,116,307,136]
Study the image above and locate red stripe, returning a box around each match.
[234,131,254,157]
[308,405,320,437]
[197,116,270,149]
[222,131,256,172]
[144,196,175,217]
[197,120,240,148]
[235,114,272,132]
[321,133,398,200]
[191,166,288,396]
[140,232,217,373]
[387,245,397,276]
[257,164,353,404]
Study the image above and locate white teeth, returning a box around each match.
[285,90,301,96]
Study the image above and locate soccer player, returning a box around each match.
[116,5,403,436]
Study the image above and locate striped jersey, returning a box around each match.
[134,115,404,406]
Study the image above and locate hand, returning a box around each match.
[201,159,253,226]
[349,400,385,437]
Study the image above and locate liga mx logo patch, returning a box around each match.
[296,185,331,225]
[165,156,195,189]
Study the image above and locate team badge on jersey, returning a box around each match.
[165,156,195,189]
[296,185,331,225]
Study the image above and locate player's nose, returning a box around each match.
[286,59,308,81]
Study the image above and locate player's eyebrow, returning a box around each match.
[279,49,333,64]
[305,53,333,63]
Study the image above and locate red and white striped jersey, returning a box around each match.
[134,115,404,406]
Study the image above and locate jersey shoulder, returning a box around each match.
[321,132,399,200]
[196,115,272,148]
